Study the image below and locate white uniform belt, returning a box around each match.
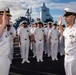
[36,39,43,41]
[54,39,58,40]
[35,39,43,41]
[38,39,43,41]
[51,39,58,40]
[25,39,27,40]
[24,38,29,40]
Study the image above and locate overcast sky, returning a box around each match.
[0,0,76,24]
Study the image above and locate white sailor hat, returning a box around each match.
[48,22,52,25]
[43,22,46,25]
[0,7,12,16]
[19,21,27,26]
[63,8,76,16]
[52,22,57,26]
[37,21,42,24]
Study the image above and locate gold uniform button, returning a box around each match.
[66,53,69,55]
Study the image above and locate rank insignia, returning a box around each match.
[69,35,72,37]
[69,34,74,39]
[72,35,74,38]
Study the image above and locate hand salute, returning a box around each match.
[2,9,8,27]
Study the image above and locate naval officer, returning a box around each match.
[0,8,11,75]
[48,23,60,61]
[45,22,52,57]
[59,8,76,75]
[33,21,46,62]
[6,21,16,64]
[18,21,30,63]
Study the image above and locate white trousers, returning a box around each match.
[51,40,58,59]
[59,37,65,55]
[32,42,36,56]
[46,39,51,56]
[35,40,44,61]
[0,57,10,75]
[20,39,29,60]
[65,56,76,75]
[9,42,13,59]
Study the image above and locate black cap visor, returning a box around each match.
[63,12,76,17]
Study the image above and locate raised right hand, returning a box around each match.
[2,9,8,27]
[58,16,62,25]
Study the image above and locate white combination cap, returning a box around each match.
[19,21,27,26]
[0,7,12,16]
[63,8,76,16]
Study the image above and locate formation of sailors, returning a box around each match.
[7,21,65,64]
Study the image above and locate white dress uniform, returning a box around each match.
[33,28,45,62]
[48,28,60,60]
[63,24,76,75]
[17,26,22,36]
[29,27,34,50]
[45,27,51,57]
[41,27,45,52]
[59,34,65,56]
[30,27,36,57]
[6,26,16,60]
[0,29,11,75]
[17,26,22,47]
[18,27,30,63]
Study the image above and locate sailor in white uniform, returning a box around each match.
[45,22,52,57]
[29,23,37,58]
[17,23,24,47]
[29,23,34,50]
[58,25,65,56]
[48,23,60,61]
[18,21,30,63]
[0,8,11,75]
[33,22,46,62]
[5,22,16,64]
[59,8,76,75]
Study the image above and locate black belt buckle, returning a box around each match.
[25,39,27,40]
[39,40,41,41]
